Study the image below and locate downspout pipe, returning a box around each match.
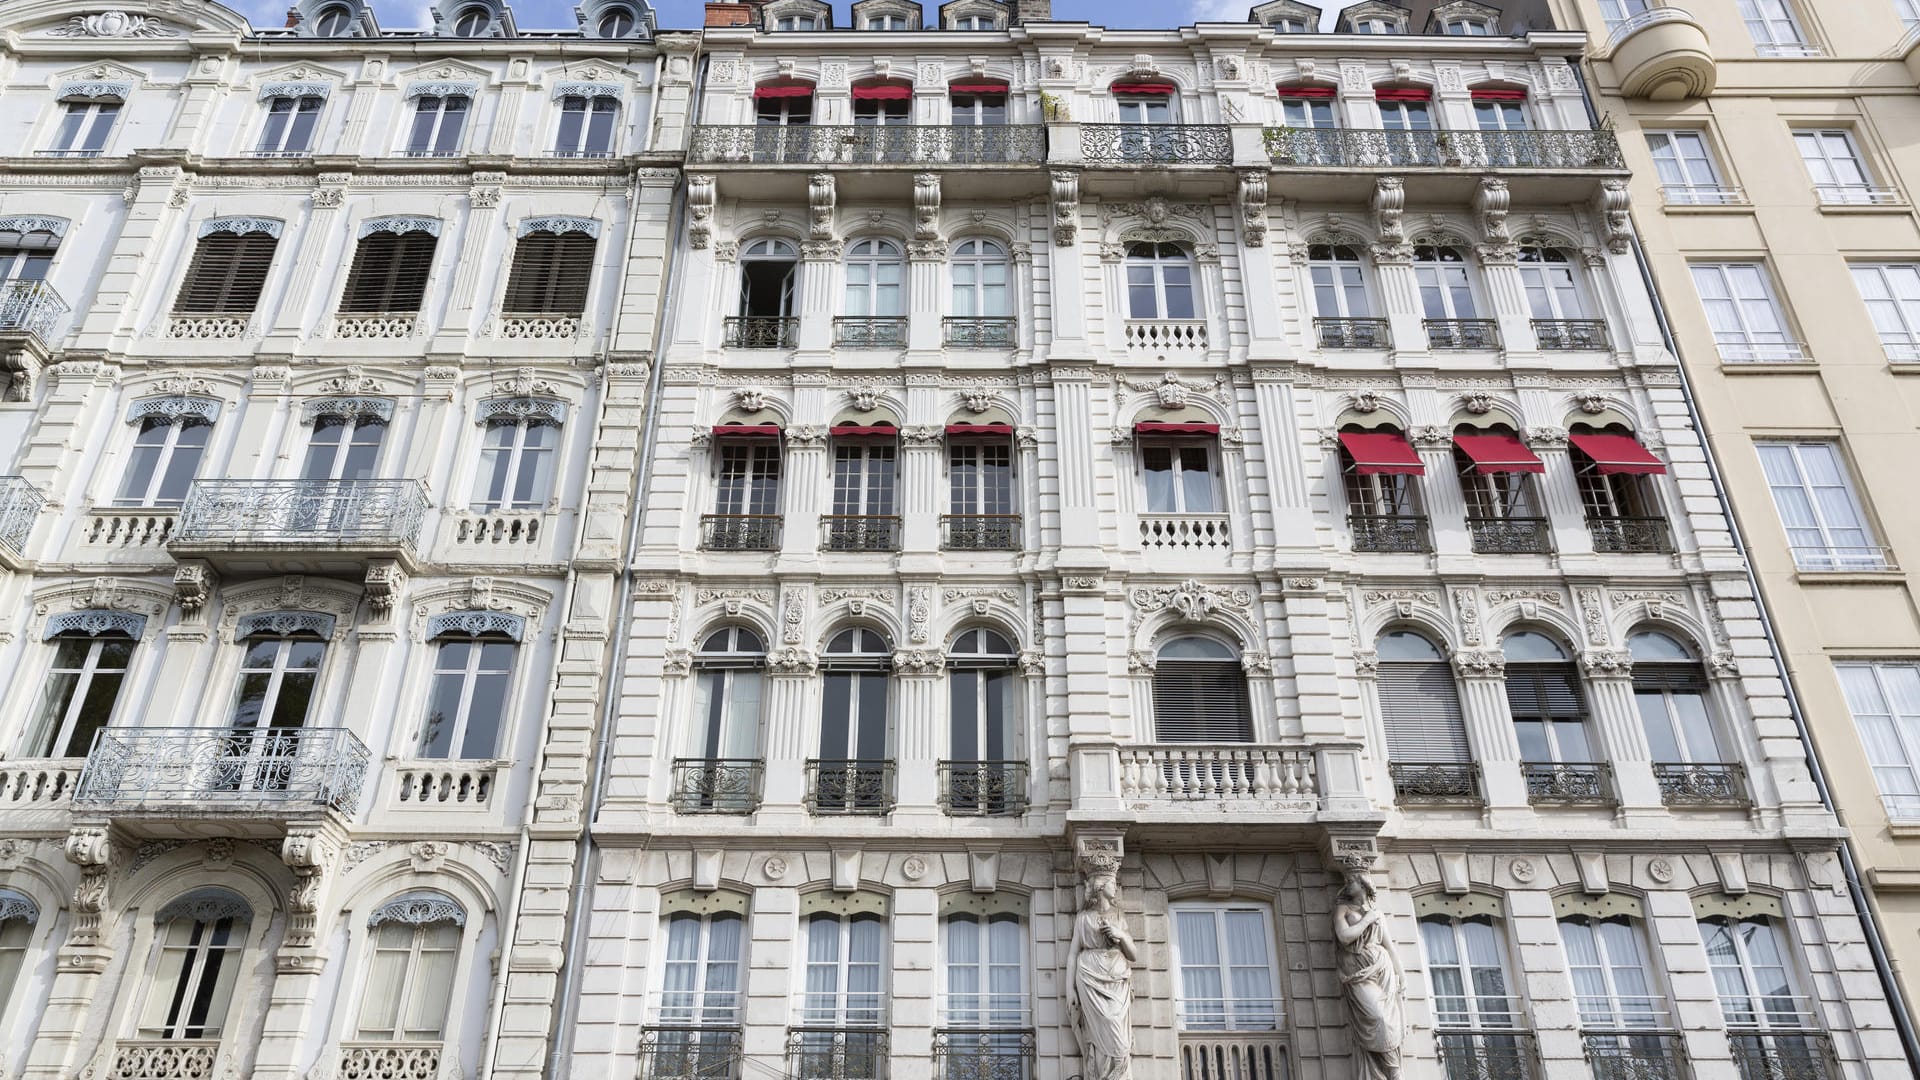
[1568,62,1920,1075]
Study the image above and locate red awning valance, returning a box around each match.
[852,83,913,100]
[753,84,814,99]
[1135,421,1219,435]
[946,423,1014,436]
[1112,82,1176,95]
[1339,430,1425,475]
[1569,433,1666,475]
[1453,432,1544,474]
[1278,85,1337,99]
[1375,86,1432,102]
[832,424,899,437]
[948,82,1009,94]
[712,423,782,437]
[1470,87,1528,101]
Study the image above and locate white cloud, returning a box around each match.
[1188,0,1248,20]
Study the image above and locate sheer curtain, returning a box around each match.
[356,920,460,1041]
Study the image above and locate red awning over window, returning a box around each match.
[852,83,913,100]
[712,424,782,437]
[1470,87,1528,101]
[833,424,899,437]
[1112,82,1176,95]
[946,423,1014,436]
[1135,421,1219,435]
[1339,430,1425,475]
[1570,432,1666,475]
[1453,432,1545,473]
[1278,84,1337,98]
[948,82,1009,94]
[1375,86,1432,101]
[753,84,814,99]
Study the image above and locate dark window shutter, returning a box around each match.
[1379,661,1471,762]
[172,233,278,314]
[501,232,596,314]
[1632,663,1707,693]
[1152,660,1253,742]
[340,232,438,313]
[1504,662,1587,722]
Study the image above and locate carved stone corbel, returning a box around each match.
[687,174,715,250]
[364,560,406,622]
[64,825,123,955]
[1595,179,1633,255]
[808,172,836,242]
[1473,177,1510,243]
[1052,170,1079,246]
[1238,170,1268,247]
[913,172,940,242]
[1372,177,1405,245]
[172,559,217,622]
[281,827,342,956]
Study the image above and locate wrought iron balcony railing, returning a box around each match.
[1349,514,1431,553]
[1533,319,1610,351]
[1435,1031,1539,1080]
[1728,1029,1833,1080]
[938,760,1029,816]
[724,316,798,349]
[1467,516,1553,554]
[172,479,428,550]
[1315,317,1392,350]
[945,317,1016,349]
[690,125,1046,166]
[1588,516,1672,554]
[1582,1031,1687,1080]
[0,476,43,558]
[942,514,1020,551]
[641,1027,744,1080]
[934,1030,1034,1080]
[1523,762,1615,806]
[0,279,71,342]
[1081,124,1233,166]
[822,515,901,552]
[1655,762,1749,807]
[75,726,370,814]
[672,758,764,814]
[1426,319,1500,350]
[807,759,895,815]
[702,514,782,551]
[1389,762,1482,806]
[789,1029,889,1080]
[834,316,908,348]
[1265,127,1626,171]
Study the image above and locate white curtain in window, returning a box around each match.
[357,920,460,1040]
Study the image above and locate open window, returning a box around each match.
[1570,426,1669,553]
[730,238,798,348]
[1339,427,1427,552]
[679,626,766,813]
[1453,427,1549,554]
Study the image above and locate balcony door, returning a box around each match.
[226,631,326,792]
[829,440,897,550]
[797,913,887,1080]
[948,629,1018,812]
[738,239,798,321]
[299,413,388,533]
[819,629,891,811]
[140,905,249,1042]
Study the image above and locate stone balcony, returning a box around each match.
[73,726,369,837]
[169,478,428,576]
[1072,741,1374,840]
[1607,7,1715,101]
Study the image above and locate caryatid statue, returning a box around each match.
[1067,840,1136,1080]
[1333,870,1406,1080]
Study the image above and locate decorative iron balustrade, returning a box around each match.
[1582,1032,1687,1080]
[723,316,798,349]
[1426,319,1501,351]
[702,514,782,551]
[942,514,1021,551]
[934,1030,1033,1080]
[938,761,1029,816]
[1389,762,1482,805]
[108,1040,221,1080]
[1118,745,1317,803]
[1467,517,1553,554]
[339,1042,442,1080]
[1265,127,1626,171]
[1588,516,1672,554]
[1315,317,1392,350]
[1175,1032,1288,1080]
[1082,124,1233,166]
[1729,1030,1833,1080]
[76,727,370,814]
[1655,762,1748,807]
[1533,319,1610,351]
[945,317,1017,349]
[0,476,43,557]
[641,1027,744,1080]
[1523,762,1614,806]
[1349,514,1431,553]
[1435,1031,1539,1080]
[0,279,70,341]
[690,125,1046,166]
[672,758,764,814]
[822,515,901,552]
[173,479,428,549]
[789,1029,889,1080]
[834,317,909,348]
[807,759,895,815]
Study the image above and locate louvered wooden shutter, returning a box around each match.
[172,233,278,314]
[1504,662,1586,722]
[1632,664,1706,693]
[1378,661,1471,762]
[502,232,596,315]
[340,232,438,313]
[1152,660,1254,742]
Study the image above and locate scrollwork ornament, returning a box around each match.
[1452,650,1505,678]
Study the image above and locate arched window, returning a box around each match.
[951,239,1010,319]
[683,627,766,812]
[737,238,799,340]
[844,239,905,318]
[947,425,1016,549]
[1517,243,1586,320]
[1571,426,1667,552]
[949,83,1007,126]
[1341,428,1427,552]
[1375,631,1471,790]
[1558,914,1662,1029]
[816,629,893,813]
[1420,914,1520,1029]
[1153,637,1252,743]
[1502,631,1594,773]
[451,6,491,35]
[1413,244,1480,322]
[0,889,35,1022]
[943,912,1025,1028]
[660,909,745,1024]
[946,629,1020,814]
[357,893,465,1045]
[312,4,353,35]
[27,628,134,757]
[1125,242,1196,320]
[1630,631,1727,771]
[852,82,912,131]
[140,891,251,1042]
[116,413,211,507]
[595,5,636,36]
[421,625,518,759]
[1376,88,1434,166]
[827,423,899,550]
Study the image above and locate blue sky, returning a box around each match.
[229,0,1273,32]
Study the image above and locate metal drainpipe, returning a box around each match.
[1568,60,1920,1075]
[542,50,709,1079]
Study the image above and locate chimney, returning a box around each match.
[1012,0,1050,23]
[705,1,760,26]
[285,5,301,27]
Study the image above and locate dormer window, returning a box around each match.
[1272,16,1310,30]
[776,14,817,29]
[953,14,993,27]
[1338,1,1409,33]
[596,6,635,35]
[451,5,491,35]
[1444,17,1489,32]
[312,4,352,34]
[1353,17,1395,31]
[866,14,907,28]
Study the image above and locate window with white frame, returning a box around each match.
[554,95,618,157]
[1739,0,1816,55]
[1598,0,1650,29]
[829,432,898,545]
[355,898,463,1044]
[450,5,492,35]
[1699,916,1805,1028]
[1171,905,1280,1032]
[689,627,766,764]
[952,14,995,28]
[1309,244,1373,326]
[419,628,515,759]
[139,897,249,1041]
[1376,96,1433,132]
[0,892,33,1023]
[1517,243,1587,320]
[1689,263,1801,361]
[1270,15,1309,31]
[775,14,818,29]
[256,95,322,155]
[1414,245,1479,320]
[231,631,326,730]
[844,239,905,317]
[1629,632,1725,766]
[26,629,134,758]
[302,411,385,482]
[1140,438,1218,513]
[1420,914,1522,1029]
[943,912,1025,1028]
[1503,631,1594,765]
[0,226,57,283]
[595,5,638,35]
[951,239,1009,319]
[948,438,1015,536]
[405,94,469,156]
[1559,916,1663,1030]
[1445,16,1493,33]
[1453,427,1542,529]
[801,912,885,1026]
[950,89,1006,126]
[1472,95,1529,132]
[1851,264,1920,360]
[660,910,745,1024]
[1350,16,1398,32]
[311,4,353,34]
[714,439,782,517]
[1153,637,1253,743]
[1341,432,1423,524]
[1124,242,1196,320]
[1279,94,1336,129]
[44,100,120,157]
[115,415,210,507]
[864,14,907,28]
[1114,91,1174,124]
[1375,631,1471,766]
[472,415,559,511]
[1754,441,1884,570]
[947,630,1019,813]
[1836,662,1920,820]
[1794,129,1886,204]
[1645,130,1737,205]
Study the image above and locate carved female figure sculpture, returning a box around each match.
[1066,869,1136,1080]
[1333,872,1405,1080]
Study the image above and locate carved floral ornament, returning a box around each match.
[235,611,338,639]
[404,81,480,100]
[475,396,568,427]
[1130,579,1254,623]
[427,610,527,642]
[301,396,396,425]
[357,215,442,240]
[125,394,222,425]
[47,9,178,36]
[198,216,284,240]
[154,887,252,926]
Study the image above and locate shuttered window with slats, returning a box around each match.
[502,231,596,315]
[1505,663,1586,721]
[1378,661,1470,762]
[173,233,278,314]
[1153,660,1254,742]
[340,232,438,313]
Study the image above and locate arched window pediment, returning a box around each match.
[155,887,252,925]
[426,609,527,642]
[368,890,466,927]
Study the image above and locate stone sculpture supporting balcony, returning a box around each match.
[169,478,428,576]
[1608,7,1716,101]
[689,125,1046,167]
[74,726,370,835]
[0,475,43,567]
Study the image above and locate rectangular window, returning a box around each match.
[661,912,744,1024]
[1507,664,1593,762]
[1141,441,1218,513]
[802,913,886,1025]
[256,95,322,155]
[943,913,1025,1027]
[0,917,28,1022]
[502,231,595,315]
[1599,0,1650,29]
[1280,98,1335,129]
[1739,0,1817,54]
[1754,441,1884,570]
[1850,264,1920,360]
[1837,663,1920,820]
[1172,906,1279,1032]
[554,95,618,157]
[715,442,781,515]
[340,231,438,314]
[405,94,469,156]
[1560,917,1663,1029]
[420,637,516,759]
[26,634,134,758]
[45,101,119,157]
[1688,263,1802,361]
[472,419,557,512]
[0,227,58,282]
[1646,130,1737,204]
[173,233,278,315]
[1794,129,1888,204]
[116,417,211,507]
[355,921,460,1040]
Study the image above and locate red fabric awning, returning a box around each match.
[1112,82,1176,95]
[1570,432,1666,475]
[1375,86,1432,101]
[1278,85,1337,98]
[1135,421,1219,435]
[1471,87,1528,101]
[712,424,781,437]
[1453,432,1545,474]
[946,423,1014,436]
[852,83,913,100]
[948,82,1008,94]
[832,424,899,437]
[753,84,813,99]
[1339,430,1425,475]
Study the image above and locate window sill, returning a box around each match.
[1791,568,1904,585]
[1718,361,1820,376]
[1661,202,1755,215]
[1884,821,1920,839]
[1816,201,1912,216]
